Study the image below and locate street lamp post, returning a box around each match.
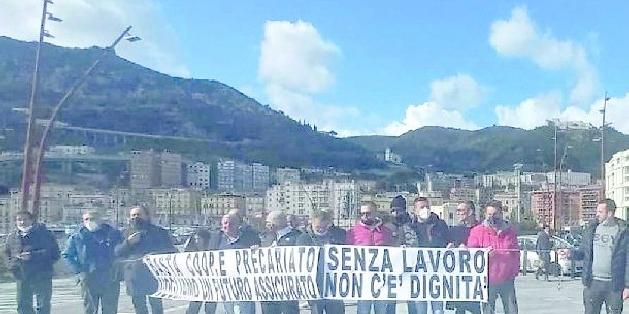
[600,93,610,197]
[553,122,558,231]
[558,145,572,228]
[20,0,60,212]
[29,26,140,216]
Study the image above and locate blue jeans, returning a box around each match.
[224,301,255,314]
[414,301,444,314]
[357,300,389,314]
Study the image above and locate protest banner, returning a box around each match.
[144,246,321,302]
[323,245,488,302]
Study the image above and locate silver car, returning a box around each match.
[517,235,583,275]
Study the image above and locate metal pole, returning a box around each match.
[21,0,49,214]
[601,92,608,197]
[169,191,173,231]
[30,26,133,215]
[553,123,558,231]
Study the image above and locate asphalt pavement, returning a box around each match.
[0,275,593,313]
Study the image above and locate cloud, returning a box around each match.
[495,93,629,134]
[0,0,190,77]
[429,73,485,110]
[495,92,562,129]
[383,101,480,136]
[265,84,362,136]
[382,74,483,135]
[259,20,365,135]
[489,6,598,105]
[259,20,340,94]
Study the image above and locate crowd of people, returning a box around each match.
[2,197,627,314]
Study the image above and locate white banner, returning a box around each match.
[144,246,321,302]
[323,246,488,302]
[143,245,488,302]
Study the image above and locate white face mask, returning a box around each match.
[17,225,32,233]
[417,207,431,220]
[85,221,99,232]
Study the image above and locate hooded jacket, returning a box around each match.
[347,218,392,246]
[467,220,520,285]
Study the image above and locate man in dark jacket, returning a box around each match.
[115,206,177,314]
[535,225,552,281]
[581,199,628,314]
[4,210,60,314]
[63,210,123,314]
[385,195,417,314]
[446,201,481,314]
[261,210,302,314]
[296,210,346,314]
[412,197,448,314]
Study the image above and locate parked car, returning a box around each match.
[517,235,583,275]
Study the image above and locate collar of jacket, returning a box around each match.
[358,217,383,230]
[276,226,293,240]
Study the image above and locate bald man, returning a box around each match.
[115,206,177,314]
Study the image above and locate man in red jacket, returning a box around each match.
[467,201,519,314]
[347,201,393,314]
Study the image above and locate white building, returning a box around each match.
[266,180,360,218]
[252,163,270,193]
[160,151,184,188]
[276,168,301,184]
[432,202,459,226]
[0,195,19,235]
[245,194,266,214]
[149,189,201,226]
[384,148,402,164]
[187,162,211,191]
[217,160,269,194]
[201,193,246,221]
[546,170,591,187]
[606,149,629,220]
[48,145,95,155]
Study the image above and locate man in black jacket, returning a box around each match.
[296,210,346,314]
[412,197,449,314]
[261,210,302,314]
[115,206,177,314]
[581,199,628,314]
[4,210,60,314]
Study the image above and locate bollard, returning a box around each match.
[521,248,527,276]
[570,251,576,279]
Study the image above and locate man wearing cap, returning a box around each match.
[385,195,417,314]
